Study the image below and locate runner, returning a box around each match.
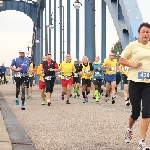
[120,61,130,106]
[119,22,150,150]
[102,53,117,104]
[26,56,36,99]
[59,54,75,104]
[9,49,30,110]
[37,56,47,105]
[43,53,59,106]
[92,56,105,102]
[72,58,80,98]
[79,56,93,103]
[115,67,121,93]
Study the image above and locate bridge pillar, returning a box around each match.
[40,9,44,60]
[101,0,106,62]
[85,0,94,62]
[54,0,56,61]
[76,9,79,61]
[67,0,70,55]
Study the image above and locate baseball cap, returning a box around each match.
[19,49,25,53]
[74,58,78,61]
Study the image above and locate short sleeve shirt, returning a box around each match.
[121,40,150,82]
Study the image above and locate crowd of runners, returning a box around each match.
[8,22,150,150]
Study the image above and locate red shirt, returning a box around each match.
[43,60,58,69]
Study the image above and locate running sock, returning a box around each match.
[82,92,85,98]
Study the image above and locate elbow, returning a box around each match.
[118,58,124,65]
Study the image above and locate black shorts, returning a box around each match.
[116,74,121,84]
[73,77,80,84]
[82,78,91,87]
[129,81,150,119]
[14,76,29,87]
[122,74,128,84]
[93,78,104,85]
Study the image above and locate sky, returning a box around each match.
[0,0,150,66]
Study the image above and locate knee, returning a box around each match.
[142,109,150,118]
[131,112,140,120]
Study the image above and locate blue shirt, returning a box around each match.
[92,62,106,79]
[0,66,6,73]
[11,57,30,73]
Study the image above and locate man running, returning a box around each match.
[37,56,47,105]
[59,54,75,104]
[92,56,105,102]
[79,56,93,103]
[102,53,117,104]
[43,53,59,106]
[9,49,30,110]
[72,58,80,98]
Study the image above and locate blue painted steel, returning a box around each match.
[104,0,143,50]
[45,0,48,54]
[49,0,51,54]
[101,0,106,63]
[84,0,93,62]
[59,0,62,63]
[40,9,44,61]
[35,27,41,84]
[67,0,70,55]
[54,0,56,61]
[76,9,79,61]
[0,1,37,23]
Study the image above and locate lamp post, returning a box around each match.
[73,0,82,62]
[58,6,65,61]
[0,0,3,7]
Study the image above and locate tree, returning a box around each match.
[111,40,122,61]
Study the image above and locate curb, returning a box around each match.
[0,93,36,150]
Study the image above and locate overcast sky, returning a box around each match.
[0,0,150,66]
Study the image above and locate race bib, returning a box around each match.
[29,74,33,77]
[84,69,90,74]
[74,73,78,77]
[124,67,130,72]
[64,76,70,80]
[14,72,21,77]
[95,71,101,76]
[138,71,150,82]
[109,67,114,71]
[45,76,51,80]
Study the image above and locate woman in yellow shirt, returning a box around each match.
[119,22,150,149]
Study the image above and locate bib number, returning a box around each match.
[95,71,101,76]
[74,73,78,77]
[138,71,150,82]
[14,72,21,77]
[45,76,51,80]
[64,76,70,80]
[109,67,114,72]
[124,67,130,72]
[29,74,33,77]
[84,69,90,74]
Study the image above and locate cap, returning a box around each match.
[74,58,78,61]
[46,53,51,56]
[19,49,25,53]
[28,56,32,58]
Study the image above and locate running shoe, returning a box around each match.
[15,98,19,105]
[21,105,25,110]
[138,140,150,150]
[124,128,133,143]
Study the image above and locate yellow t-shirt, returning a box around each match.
[103,58,117,75]
[59,61,76,79]
[120,60,130,77]
[37,64,45,81]
[121,40,150,82]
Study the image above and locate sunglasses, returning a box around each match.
[110,55,114,56]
